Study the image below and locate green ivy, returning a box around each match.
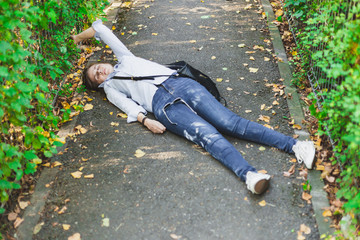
[284,0,360,236]
[0,0,108,234]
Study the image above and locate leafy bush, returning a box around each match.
[284,0,360,236]
[0,0,107,220]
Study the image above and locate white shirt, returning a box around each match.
[92,20,176,123]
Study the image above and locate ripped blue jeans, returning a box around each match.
[152,76,296,181]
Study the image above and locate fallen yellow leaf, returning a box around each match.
[283,164,295,177]
[249,68,258,73]
[244,4,252,10]
[259,115,270,123]
[117,113,128,118]
[316,164,325,171]
[33,222,44,234]
[102,218,110,227]
[216,78,223,82]
[42,163,51,167]
[302,192,312,201]
[134,149,146,158]
[275,9,284,17]
[71,171,82,179]
[14,217,24,228]
[263,124,274,129]
[322,209,332,217]
[110,122,119,127]
[63,224,71,230]
[68,233,81,240]
[297,231,305,240]
[79,127,87,134]
[53,161,62,167]
[258,169,268,174]
[84,174,94,179]
[61,102,71,110]
[258,200,267,207]
[300,224,311,234]
[19,201,29,210]
[58,206,67,214]
[170,233,181,240]
[272,100,279,105]
[84,104,94,111]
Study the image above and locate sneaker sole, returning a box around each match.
[254,179,270,194]
[305,148,316,169]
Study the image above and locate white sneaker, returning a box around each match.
[292,140,316,169]
[246,171,271,194]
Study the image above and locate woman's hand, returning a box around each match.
[137,113,166,134]
[144,118,166,134]
[71,35,80,45]
[71,27,96,45]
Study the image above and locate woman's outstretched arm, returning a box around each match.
[72,27,96,45]
[72,20,134,59]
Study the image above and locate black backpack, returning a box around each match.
[112,61,226,105]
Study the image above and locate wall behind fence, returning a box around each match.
[0,0,108,218]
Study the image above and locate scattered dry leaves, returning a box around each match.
[283,164,295,177]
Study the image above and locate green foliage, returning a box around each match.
[303,180,312,192]
[284,0,360,235]
[0,0,108,228]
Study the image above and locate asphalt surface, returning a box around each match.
[23,0,320,239]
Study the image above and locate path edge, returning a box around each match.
[259,0,334,236]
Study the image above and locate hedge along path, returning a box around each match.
[0,0,107,225]
[7,0,126,238]
[279,0,360,235]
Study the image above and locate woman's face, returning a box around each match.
[87,63,114,85]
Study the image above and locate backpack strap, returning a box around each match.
[112,75,173,81]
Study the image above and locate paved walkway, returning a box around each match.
[19,0,321,239]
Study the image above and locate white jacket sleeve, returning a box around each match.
[104,85,147,123]
[92,20,134,59]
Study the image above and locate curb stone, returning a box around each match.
[15,1,123,239]
[260,0,334,236]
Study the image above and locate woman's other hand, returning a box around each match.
[144,119,166,134]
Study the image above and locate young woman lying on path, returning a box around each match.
[72,20,315,195]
